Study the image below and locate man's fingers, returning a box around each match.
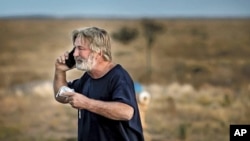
[57,51,70,64]
[64,51,69,60]
[62,92,75,97]
[56,56,65,64]
[57,57,62,63]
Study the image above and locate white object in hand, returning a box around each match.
[56,86,74,98]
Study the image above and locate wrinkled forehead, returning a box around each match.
[74,35,82,45]
[74,35,90,47]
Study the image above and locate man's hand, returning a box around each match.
[55,51,74,72]
[63,92,89,109]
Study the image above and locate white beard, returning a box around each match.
[75,53,96,71]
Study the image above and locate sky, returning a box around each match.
[0,0,250,18]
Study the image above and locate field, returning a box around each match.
[0,18,250,141]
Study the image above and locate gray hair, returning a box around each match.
[71,27,112,61]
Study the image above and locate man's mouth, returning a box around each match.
[76,59,83,64]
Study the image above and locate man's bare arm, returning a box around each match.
[66,92,134,121]
[53,69,68,103]
[53,52,72,104]
[87,100,134,121]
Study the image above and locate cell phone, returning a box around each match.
[65,47,76,68]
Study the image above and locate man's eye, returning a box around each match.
[78,47,86,50]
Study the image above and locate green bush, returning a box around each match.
[111,27,138,44]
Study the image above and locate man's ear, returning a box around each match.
[94,51,102,60]
[99,50,103,55]
[98,51,103,58]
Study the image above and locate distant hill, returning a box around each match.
[1,14,249,20]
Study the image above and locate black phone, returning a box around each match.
[65,47,76,68]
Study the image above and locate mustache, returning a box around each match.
[75,57,86,61]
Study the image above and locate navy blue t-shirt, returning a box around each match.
[68,64,144,141]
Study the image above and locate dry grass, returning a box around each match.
[0,18,250,141]
[145,84,250,141]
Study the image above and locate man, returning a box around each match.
[53,27,144,141]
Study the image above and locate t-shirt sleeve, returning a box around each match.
[67,79,79,89]
[110,76,137,109]
[67,73,88,92]
[110,72,144,138]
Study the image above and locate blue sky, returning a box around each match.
[0,0,250,18]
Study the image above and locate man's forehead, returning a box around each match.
[74,36,88,45]
[74,36,82,44]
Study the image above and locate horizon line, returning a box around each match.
[1,14,250,20]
